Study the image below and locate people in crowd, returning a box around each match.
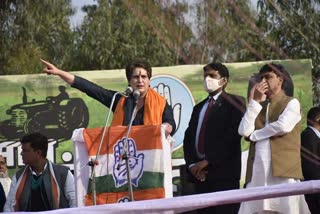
[4,133,76,212]
[0,154,11,196]
[183,62,246,213]
[301,106,320,214]
[238,63,310,213]
[40,58,176,137]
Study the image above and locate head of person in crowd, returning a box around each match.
[202,62,229,95]
[258,63,294,98]
[125,59,152,98]
[306,106,320,129]
[20,132,48,166]
[0,155,8,178]
[58,85,66,93]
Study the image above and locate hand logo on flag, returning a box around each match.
[113,138,145,188]
[153,83,182,131]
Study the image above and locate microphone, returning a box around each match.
[122,86,133,96]
[133,90,140,103]
[93,87,132,172]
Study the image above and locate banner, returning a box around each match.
[0,59,313,195]
[72,125,173,206]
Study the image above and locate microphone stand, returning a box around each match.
[121,100,139,201]
[87,91,123,205]
[122,96,140,201]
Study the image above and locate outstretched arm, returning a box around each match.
[41,59,75,85]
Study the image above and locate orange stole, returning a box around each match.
[15,165,59,211]
[111,88,166,126]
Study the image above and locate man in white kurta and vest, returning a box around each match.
[4,133,76,212]
[238,63,310,214]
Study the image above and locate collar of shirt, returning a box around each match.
[29,162,48,176]
[308,126,320,139]
[209,91,222,102]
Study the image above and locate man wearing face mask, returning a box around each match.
[183,62,246,214]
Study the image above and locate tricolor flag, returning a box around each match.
[72,125,173,206]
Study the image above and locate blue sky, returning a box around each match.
[70,0,96,27]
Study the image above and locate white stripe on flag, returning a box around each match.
[90,149,164,177]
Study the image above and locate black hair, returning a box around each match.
[20,132,48,158]
[307,106,320,126]
[125,59,152,82]
[203,62,229,80]
[259,63,294,96]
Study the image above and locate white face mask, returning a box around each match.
[203,76,223,93]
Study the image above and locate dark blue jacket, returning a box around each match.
[72,76,176,134]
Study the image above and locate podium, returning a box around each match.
[72,125,173,206]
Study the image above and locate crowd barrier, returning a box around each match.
[7,180,320,214]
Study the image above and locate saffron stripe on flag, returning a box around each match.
[85,187,165,205]
[83,125,162,156]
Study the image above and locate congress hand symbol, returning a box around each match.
[153,83,182,131]
[113,138,144,187]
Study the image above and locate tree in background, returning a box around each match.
[124,0,193,65]
[69,0,193,70]
[1,0,319,106]
[191,0,257,64]
[254,0,320,105]
[0,0,74,75]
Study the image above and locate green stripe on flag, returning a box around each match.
[87,171,164,193]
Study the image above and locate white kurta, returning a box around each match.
[238,99,310,214]
[0,177,11,196]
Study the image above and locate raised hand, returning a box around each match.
[40,59,75,84]
[40,59,61,75]
[251,82,267,102]
[112,137,144,188]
